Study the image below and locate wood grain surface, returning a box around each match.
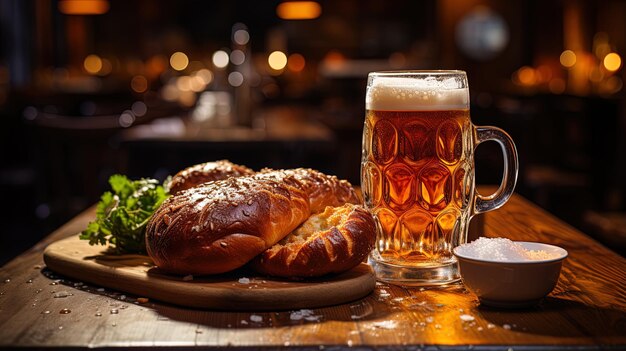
[0,190,625,350]
[42,236,376,310]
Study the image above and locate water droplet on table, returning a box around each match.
[59,309,71,314]
[53,291,72,298]
[110,309,119,314]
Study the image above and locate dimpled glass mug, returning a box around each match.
[361,71,518,286]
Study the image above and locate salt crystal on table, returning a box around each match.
[455,237,559,261]
[459,314,475,322]
[290,309,316,321]
[372,320,397,329]
[238,277,250,284]
[250,314,263,323]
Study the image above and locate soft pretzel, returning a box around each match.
[146,176,310,275]
[168,160,254,195]
[251,203,376,278]
[146,166,367,276]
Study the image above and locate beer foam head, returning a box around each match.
[366,75,469,111]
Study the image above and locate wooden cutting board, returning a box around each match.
[43,236,376,310]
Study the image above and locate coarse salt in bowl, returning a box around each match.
[453,237,568,308]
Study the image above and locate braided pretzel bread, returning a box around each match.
[146,164,373,277]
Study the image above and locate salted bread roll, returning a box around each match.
[146,176,310,275]
[146,168,361,276]
[251,203,376,278]
[168,160,255,195]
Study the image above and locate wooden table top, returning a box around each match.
[1,191,625,350]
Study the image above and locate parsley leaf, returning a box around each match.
[79,175,169,254]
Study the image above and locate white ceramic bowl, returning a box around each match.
[453,241,568,308]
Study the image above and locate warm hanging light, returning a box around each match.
[276,1,321,20]
[58,0,110,15]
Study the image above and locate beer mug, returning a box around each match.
[361,71,518,286]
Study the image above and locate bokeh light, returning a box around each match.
[603,53,622,72]
[233,29,250,45]
[287,53,306,72]
[230,50,246,65]
[58,0,109,15]
[131,101,147,117]
[560,50,576,68]
[83,55,102,74]
[194,69,213,85]
[276,1,321,20]
[517,66,536,86]
[170,52,189,71]
[228,72,244,87]
[212,50,229,69]
[268,51,288,71]
[190,76,206,92]
[130,75,148,93]
[118,110,135,128]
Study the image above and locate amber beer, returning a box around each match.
[362,71,519,286]
[362,109,471,263]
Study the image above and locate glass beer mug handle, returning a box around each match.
[473,126,519,215]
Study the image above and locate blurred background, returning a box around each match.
[1,0,625,263]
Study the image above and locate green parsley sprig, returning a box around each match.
[79,175,169,254]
